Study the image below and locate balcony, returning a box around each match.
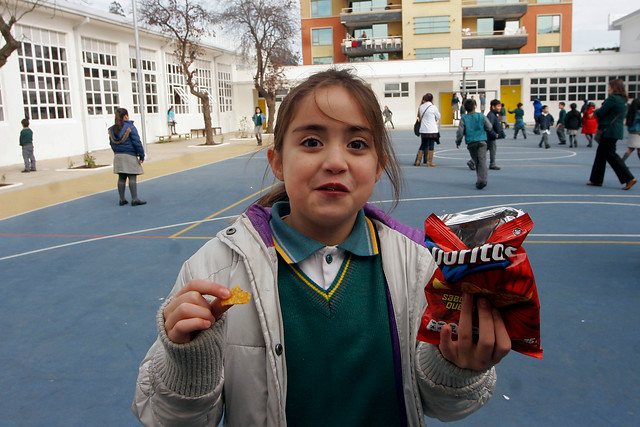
[340,5,402,29]
[461,27,528,49]
[462,0,527,19]
[342,36,402,57]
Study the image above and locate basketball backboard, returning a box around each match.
[449,49,485,73]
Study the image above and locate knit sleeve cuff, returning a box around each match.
[153,299,225,398]
[416,342,496,421]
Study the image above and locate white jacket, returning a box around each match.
[132,204,496,426]
[418,102,441,134]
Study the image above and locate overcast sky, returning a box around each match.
[80,0,638,52]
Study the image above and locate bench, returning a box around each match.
[157,133,191,143]
[191,127,222,138]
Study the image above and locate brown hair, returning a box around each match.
[113,108,128,134]
[255,68,402,209]
[422,93,433,103]
[609,79,628,101]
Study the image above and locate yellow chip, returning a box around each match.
[221,285,251,306]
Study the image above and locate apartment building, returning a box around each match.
[300,0,572,64]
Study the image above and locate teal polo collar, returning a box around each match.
[269,202,379,264]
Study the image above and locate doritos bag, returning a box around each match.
[417,207,542,359]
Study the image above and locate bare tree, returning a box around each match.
[139,0,219,145]
[0,0,42,68]
[220,0,299,133]
[109,1,125,17]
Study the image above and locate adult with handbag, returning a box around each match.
[587,79,636,190]
[415,93,441,167]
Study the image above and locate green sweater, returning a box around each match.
[278,253,402,426]
[19,128,33,146]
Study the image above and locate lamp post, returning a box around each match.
[131,0,148,155]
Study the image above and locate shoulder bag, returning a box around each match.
[414,105,430,137]
[594,109,624,143]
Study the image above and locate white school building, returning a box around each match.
[1,1,639,168]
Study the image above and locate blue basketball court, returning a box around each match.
[1,129,638,426]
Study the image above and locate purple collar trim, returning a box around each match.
[244,203,425,248]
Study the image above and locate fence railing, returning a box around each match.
[342,36,402,51]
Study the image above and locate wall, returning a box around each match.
[401,0,462,60]
[0,2,241,167]
[521,3,572,53]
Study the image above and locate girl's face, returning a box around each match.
[268,85,384,244]
[256,108,261,114]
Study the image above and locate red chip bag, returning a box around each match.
[417,207,542,359]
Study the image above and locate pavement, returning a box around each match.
[1,128,639,426]
[0,133,269,220]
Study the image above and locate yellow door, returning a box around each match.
[500,85,521,124]
[440,93,454,125]
[258,98,267,129]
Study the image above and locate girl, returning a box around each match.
[415,93,441,167]
[133,69,510,426]
[581,102,598,147]
[508,103,526,139]
[565,103,582,148]
[622,97,640,163]
[109,108,146,206]
[167,106,177,135]
[253,106,266,145]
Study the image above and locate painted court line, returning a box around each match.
[0,216,236,262]
[169,184,277,239]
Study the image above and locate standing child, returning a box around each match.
[167,106,177,135]
[133,69,510,425]
[109,108,146,206]
[456,98,495,189]
[253,106,266,145]
[533,98,542,134]
[582,102,597,147]
[565,103,582,148]
[499,103,508,129]
[19,118,36,173]
[383,105,394,129]
[622,97,640,163]
[556,102,567,145]
[536,105,554,149]
[509,103,527,139]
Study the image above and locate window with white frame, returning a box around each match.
[530,74,640,102]
[195,60,215,114]
[384,82,409,98]
[166,56,190,114]
[16,25,72,120]
[414,16,450,34]
[217,64,232,113]
[82,38,119,116]
[129,47,159,114]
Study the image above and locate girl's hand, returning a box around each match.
[163,279,232,344]
[438,293,511,371]
[139,159,144,164]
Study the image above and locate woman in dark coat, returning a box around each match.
[109,108,147,205]
[587,79,636,190]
